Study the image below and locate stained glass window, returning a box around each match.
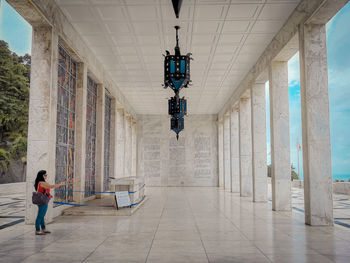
[104,95,112,191]
[85,77,97,197]
[55,46,77,204]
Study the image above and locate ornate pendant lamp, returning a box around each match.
[163,26,192,140]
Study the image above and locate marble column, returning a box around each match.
[230,106,240,193]
[251,83,268,202]
[25,26,58,224]
[218,119,224,188]
[74,62,88,204]
[239,96,253,197]
[124,114,132,178]
[110,99,116,183]
[299,23,333,225]
[269,61,291,211]
[131,119,137,177]
[115,108,125,178]
[95,85,105,198]
[223,114,231,191]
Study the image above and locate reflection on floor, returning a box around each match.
[1,187,350,263]
[290,187,350,229]
[0,182,25,229]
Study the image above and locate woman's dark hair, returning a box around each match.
[34,170,47,190]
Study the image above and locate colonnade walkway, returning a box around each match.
[1,187,350,263]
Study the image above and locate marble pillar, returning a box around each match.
[269,61,291,211]
[223,114,231,191]
[251,83,268,202]
[124,114,132,178]
[230,106,240,193]
[218,119,224,188]
[74,63,88,204]
[131,119,137,177]
[239,96,253,197]
[26,26,58,224]
[299,23,333,225]
[110,99,116,184]
[95,85,105,198]
[115,108,125,178]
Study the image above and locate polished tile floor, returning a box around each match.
[1,187,350,263]
[0,182,25,228]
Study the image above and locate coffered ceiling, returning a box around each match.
[55,0,300,114]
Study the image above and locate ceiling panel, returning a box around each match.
[195,5,226,20]
[55,0,301,114]
[222,20,250,33]
[96,5,125,20]
[259,3,299,19]
[226,4,259,19]
[127,5,159,21]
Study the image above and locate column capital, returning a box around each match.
[231,102,239,112]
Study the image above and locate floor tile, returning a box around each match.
[146,252,208,263]
[207,253,270,263]
[1,186,350,263]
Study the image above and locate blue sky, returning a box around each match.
[0,0,32,55]
[326,3,350,179]
[0,0,349,179]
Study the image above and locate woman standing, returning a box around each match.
[34,170,65,235]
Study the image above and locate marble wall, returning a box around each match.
[137,115,218,187]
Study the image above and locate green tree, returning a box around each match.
[291,164,299,181]
[0,40,30,176]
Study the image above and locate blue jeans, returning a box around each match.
[35,204,48,231]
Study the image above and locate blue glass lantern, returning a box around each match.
[164,26,192,140]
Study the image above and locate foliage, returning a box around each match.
[0,148,10,171]
[291,170,299,181]
[0,40,30,175]
[290,164,299,180]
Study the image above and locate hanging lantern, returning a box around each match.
[163,26,192,140]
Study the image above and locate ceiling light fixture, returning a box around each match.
[163,26,192,140]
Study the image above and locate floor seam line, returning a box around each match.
[81,235,110,263]
[144,190,167,263]
[184,188,210,263]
